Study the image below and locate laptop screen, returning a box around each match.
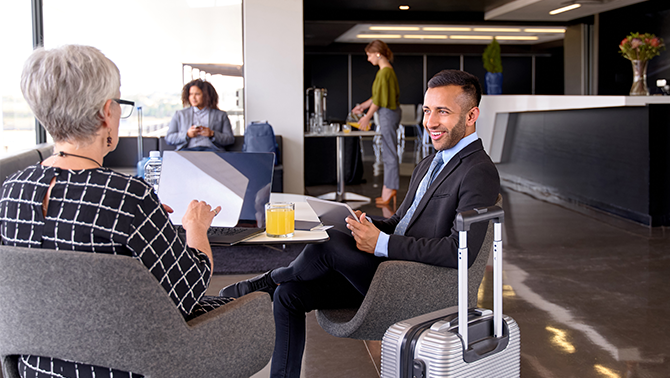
[158,151,274,228]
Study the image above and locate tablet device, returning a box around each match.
[305,198,359,234]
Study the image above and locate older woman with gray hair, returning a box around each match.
[0,45,233,378]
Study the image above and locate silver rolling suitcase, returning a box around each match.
[381,205,520,377]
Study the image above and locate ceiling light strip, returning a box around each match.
[495,35,539,40]
[356,34,402,39]
[370,26,420,31]
[524,28,566,33]
[403,35,449,39]
[549,4,581,15]
[449,35,494,40]
[473,27,521,32]
[423,27,472,32]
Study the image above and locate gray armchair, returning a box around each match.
[316,194,502,340]
[0,246,274,378]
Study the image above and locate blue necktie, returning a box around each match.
[395,151,444,236]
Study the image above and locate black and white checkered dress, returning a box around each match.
[0,164,233,378]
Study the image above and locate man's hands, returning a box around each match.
[346,211,380,254]
[187,125,214,138]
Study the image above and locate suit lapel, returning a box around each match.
[403,139,483,231]
[404,155,461,230]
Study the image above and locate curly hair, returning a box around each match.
[181,79,220,110]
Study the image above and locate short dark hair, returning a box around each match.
[427,70,482,109]
[181,79,219,110]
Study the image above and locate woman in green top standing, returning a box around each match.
[353,40,401,207]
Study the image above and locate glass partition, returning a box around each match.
[40,0,244,138]
[0,2,36,156]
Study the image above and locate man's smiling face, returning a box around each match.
[422,85,478,151]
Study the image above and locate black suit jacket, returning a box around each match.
[373,138,500,269]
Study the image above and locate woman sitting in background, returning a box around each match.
[165,79,235,151]
[0,45,232,378]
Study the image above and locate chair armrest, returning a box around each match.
[318,261,461,340]
[165,291,275,378]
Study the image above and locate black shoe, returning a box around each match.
[219,271,276,298]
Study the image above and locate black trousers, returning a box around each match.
[268,229,386,378]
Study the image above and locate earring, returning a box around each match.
[377,54,381,58]
[106,131,112,147]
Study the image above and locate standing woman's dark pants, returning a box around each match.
[269,230,386,378]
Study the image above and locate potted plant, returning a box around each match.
[619,32,665,95]
[483,37,503,95]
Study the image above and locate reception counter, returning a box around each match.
[479,95,670,226]
[478,95,670,163]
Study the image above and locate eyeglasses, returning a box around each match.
[113,98,135,119]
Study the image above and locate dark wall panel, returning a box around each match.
[393,55,424,105]
[463,56,487,90]
[305,55,349,122]
[535,49,564,95]
[426,56,461,83]
[351,53,378,108]
[649,104,670,225]
[306,52,563,111]
[500,57,532,94]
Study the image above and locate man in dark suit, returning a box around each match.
[220,69,500,378]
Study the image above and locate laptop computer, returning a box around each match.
[158,151,275,245]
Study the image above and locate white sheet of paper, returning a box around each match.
[158,151,248,227]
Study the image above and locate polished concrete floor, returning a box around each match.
[211,138,670,377]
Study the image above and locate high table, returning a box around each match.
[305,130,379,202]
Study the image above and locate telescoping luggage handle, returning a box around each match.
[455,205,504,350]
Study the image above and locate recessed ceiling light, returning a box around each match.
[399,5,410,10]
[370,26,420,31]
[450,35,493,40]
[356,34,402,39]
[524,28,566,33]
[423,27,471,32]
[403,35,448,39]
[495,36,539,40]
[549,3,581,15]
[473,27,521,32]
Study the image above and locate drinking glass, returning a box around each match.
[265,202,295,238]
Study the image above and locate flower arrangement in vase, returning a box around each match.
[619,32,665,95]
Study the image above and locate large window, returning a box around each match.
[1,0,243,157]
[0,2,36,156]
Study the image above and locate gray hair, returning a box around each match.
[20,45,121,144]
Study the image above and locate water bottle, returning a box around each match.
[143,151,162,193]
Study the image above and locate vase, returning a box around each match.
[629,59,649,96]
[485,72,503,95]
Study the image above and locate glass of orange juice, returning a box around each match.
[265,202,295,238]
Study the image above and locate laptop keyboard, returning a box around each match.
[175,225,259,236]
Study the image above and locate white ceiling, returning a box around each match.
[485,0,648,21]
[336,24,567,45]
